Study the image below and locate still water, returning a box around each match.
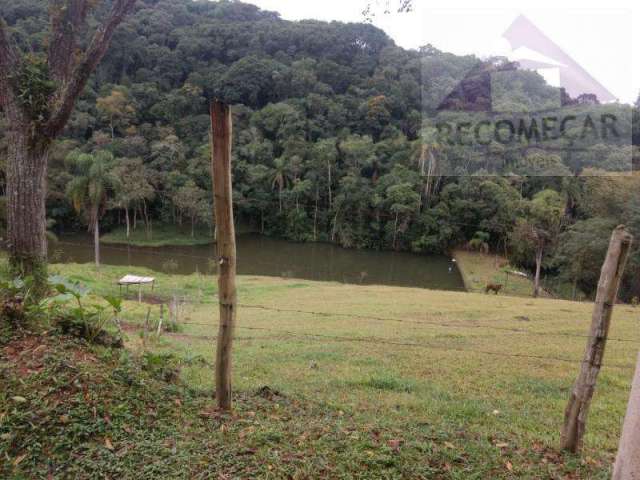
[50,234,466,291]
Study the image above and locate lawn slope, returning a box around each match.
[2,262,637,478]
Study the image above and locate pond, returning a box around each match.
[49,234,466,291]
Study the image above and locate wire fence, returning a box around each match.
[48,240,640,373]
[127,296,640,371]
[167,322,638,371]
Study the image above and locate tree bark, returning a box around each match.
[6,129,50,284]
[314,185,319,242]
[143,199,150,238]
[393,212,399,251]
[327,160,332,209]
[533,246,543,298]
[125,208,130,238]
[210,100,237,411]
[613,352,640,479]
[94,217,100,268]
[1,1,137,294]
[560,225,633,453]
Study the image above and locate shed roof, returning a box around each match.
[118,275,155,285]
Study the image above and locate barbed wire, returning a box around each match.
[167,301,640,345]
[148,322,637,371]
[235,303,640,344]
[48,244,638,344]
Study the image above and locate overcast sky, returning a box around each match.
[247,0,638,104]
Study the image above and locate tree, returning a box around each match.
[512,190,564,298]
[553,218,618,299]
[0,0,137,288]
[385,182,420,250]
[271,158,292,214]
[110,158,154,239]
[66,150,119,267]
[172,181,210,238]
[363,0,413,20]
[311,139,338,210]
[96,87,136,138]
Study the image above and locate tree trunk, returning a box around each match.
[533,246,543,298]
[125,208,130,239]
[613,352,640,479]
[6,129,50,289]
[393,212,399,251]
[314,185,319,242]
[210,100,237,411]
[143,199,150,238]
[94,216,100,268]
[561,225,633,453]
[327,160,332,209]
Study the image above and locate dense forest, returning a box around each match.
[0,0,639,300]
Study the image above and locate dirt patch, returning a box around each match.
[2,335,49,376]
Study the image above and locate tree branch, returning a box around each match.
[0,16,21,113]
[48,0,91,83]
[45,0,137,137]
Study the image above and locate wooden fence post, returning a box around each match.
[210,99,237,411]
[560,225,633,453]
[613,352,640,479]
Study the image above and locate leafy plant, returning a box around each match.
[10,54,56,124]
[0,276,60,326]
[48,275,123,345]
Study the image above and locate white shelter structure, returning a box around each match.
[118,275,155,302]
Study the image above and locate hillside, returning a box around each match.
[1,0,638,302]
[1,262,635,477]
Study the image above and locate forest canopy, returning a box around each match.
[0,0,638,300]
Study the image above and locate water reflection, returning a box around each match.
[49,234,466,291]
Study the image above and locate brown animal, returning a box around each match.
[485,283,503,295]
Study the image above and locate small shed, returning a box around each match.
[118,275,155,302]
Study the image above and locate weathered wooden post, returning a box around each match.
[613,352,640,479]
[560,225,633,453]
[210,99,237,411]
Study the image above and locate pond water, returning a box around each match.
[49,234,466,291]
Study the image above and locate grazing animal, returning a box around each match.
[485,283,503,295]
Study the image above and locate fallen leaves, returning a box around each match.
[387,438,402,452]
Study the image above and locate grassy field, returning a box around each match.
[101,224,214,247]
[453,250,549,298]
[15,261,635,478]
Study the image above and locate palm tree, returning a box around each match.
[66,151,119,267]
[271,157,291,213]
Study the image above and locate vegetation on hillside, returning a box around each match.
[1,0,639,299]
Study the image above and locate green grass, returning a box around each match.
[454,250,544,298]
[3,261,638,478]
[47,262,218,304]
[101,224,214,247]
